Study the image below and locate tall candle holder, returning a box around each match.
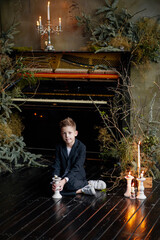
[136,177,146,200]
[36,2,62,51]
[52,176,62,199]
[124,173,134,198]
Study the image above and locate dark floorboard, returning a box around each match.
[0,161,160,240]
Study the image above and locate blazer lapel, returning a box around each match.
[61,143,68,168]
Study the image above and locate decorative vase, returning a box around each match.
[124,174,134,198]
[52,176,62,199]
[136,177,146,200]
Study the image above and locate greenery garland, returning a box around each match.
[0,23,47,173]
[76,0,160,64]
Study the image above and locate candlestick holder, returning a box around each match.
[124,174,134,198]
[52,176,62,199]
[136,177,146,200]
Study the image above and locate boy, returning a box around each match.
[52,117,106,196]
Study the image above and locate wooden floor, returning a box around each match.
[0,161,160,240]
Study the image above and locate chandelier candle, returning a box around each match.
[59,18,62,31]
[47,1,50,21]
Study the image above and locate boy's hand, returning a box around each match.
[52,179,67,192]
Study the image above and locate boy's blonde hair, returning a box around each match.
[59,117,76,130]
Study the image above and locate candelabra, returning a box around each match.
[36,1,62,51]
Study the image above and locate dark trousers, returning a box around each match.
[61,178,88,196]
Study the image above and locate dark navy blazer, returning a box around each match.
[52,138,88,191]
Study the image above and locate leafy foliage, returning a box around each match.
[76,0,160,64]
[94,76,160,180]
[0,92,21,120]
[0,23,19,54]
[132,18,160,64]
[0,23,46,173]
[0,134,43,173]
[0,23,36,95]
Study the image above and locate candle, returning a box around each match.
[140,171,144,178]
[131,183,135,193]
[37,21,40,29]
[130,182,136,199]
[59,17,61,30]
[47,1,50,21]
[138,141,141,177]
[128,171,131,177]
[39,16,42,27]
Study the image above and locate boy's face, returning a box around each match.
[61,126,78,147]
